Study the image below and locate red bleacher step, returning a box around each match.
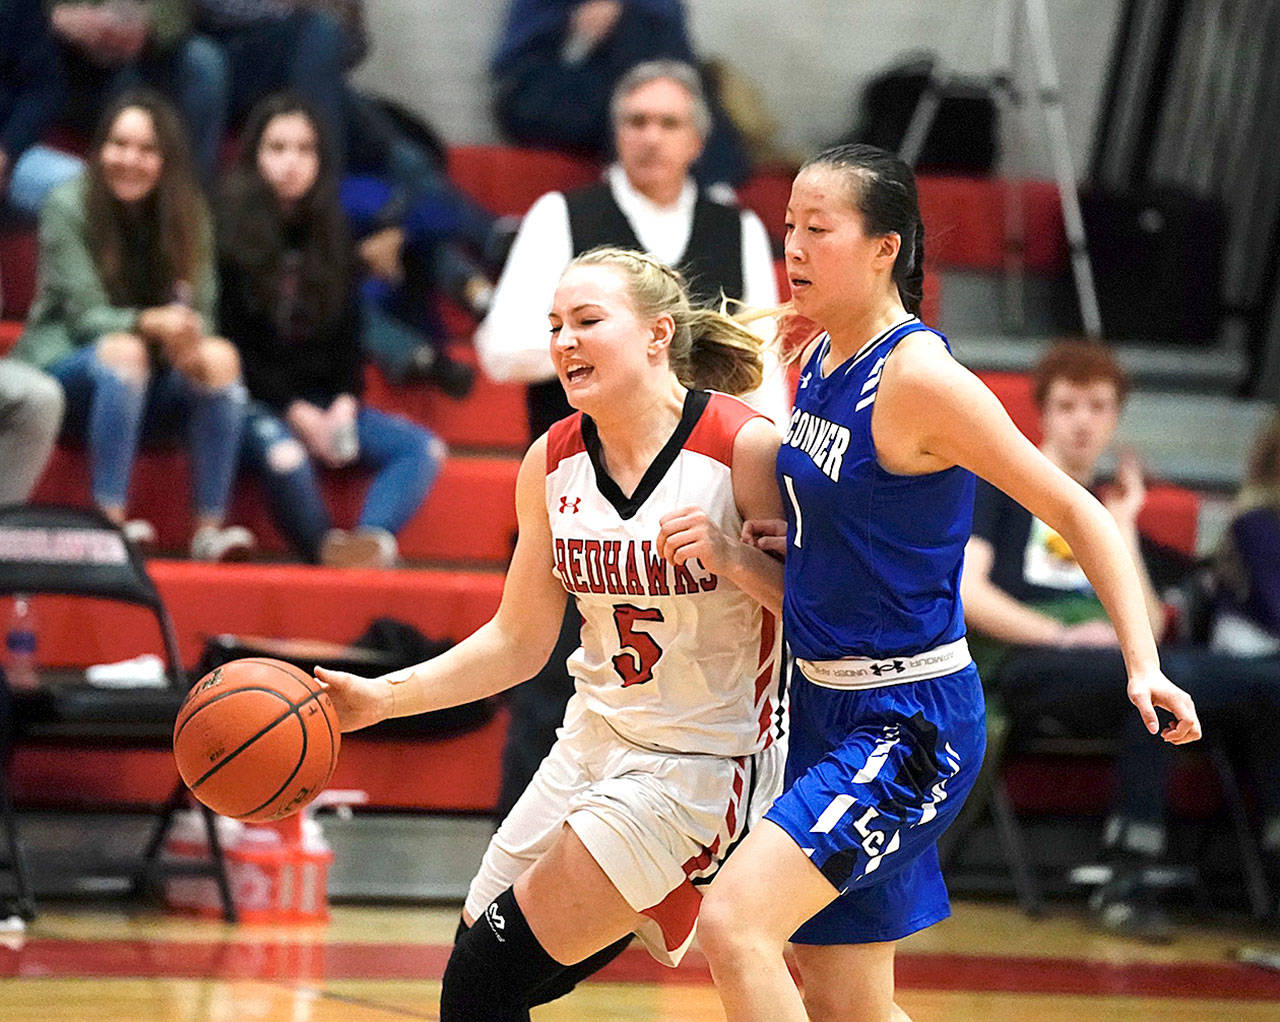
[15,560,503,669]
[363,362,529,452]
[32,447,520,564]
[10,709,510,812]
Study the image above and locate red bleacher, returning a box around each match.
[0,148,1187,818]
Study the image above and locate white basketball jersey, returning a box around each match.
[544,390,782,758]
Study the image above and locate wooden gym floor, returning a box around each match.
[1,899,1279,1020]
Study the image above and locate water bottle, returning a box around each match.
[5,594,38,691]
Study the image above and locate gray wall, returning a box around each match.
[353,0,1123,176]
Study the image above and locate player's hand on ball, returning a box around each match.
[657,506,734,574]
[314,666,394,732]
[1127,670,1201,745]
[742,518,787,559]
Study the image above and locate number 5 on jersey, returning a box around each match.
[611,605,665,686]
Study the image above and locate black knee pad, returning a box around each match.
[439,887,562,1022]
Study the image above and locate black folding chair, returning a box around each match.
[0,504,235,921]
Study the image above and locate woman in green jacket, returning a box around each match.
[16,88,251,559]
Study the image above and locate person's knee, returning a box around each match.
[180,34,228,92]
[22,372,64,436]
[94,333,150,383]
[196,337,242,388]
[439,886,562,1020]
[697,884,765,970]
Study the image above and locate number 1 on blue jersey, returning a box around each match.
[783,474,802,548]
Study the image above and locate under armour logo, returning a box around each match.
[798,372,812,389]
[558,496,581,514]
[869,660,906,676]
[485,902,506,942]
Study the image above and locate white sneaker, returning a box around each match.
[120,519,157,546]
[190,524,255,562]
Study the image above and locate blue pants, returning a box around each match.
[198,10,347,166]
[63,36,226,185]
[49,344,247,518]
[240,404,442,561]
[766,662,987,945]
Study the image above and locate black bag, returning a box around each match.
[193,619,495,740]
[844,54,998,174]
[1080,187,1226,344]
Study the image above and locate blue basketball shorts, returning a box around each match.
[765,660,986,945]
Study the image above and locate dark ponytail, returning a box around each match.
[801,143,926,318]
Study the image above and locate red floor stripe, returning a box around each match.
[1,939,1278,1001]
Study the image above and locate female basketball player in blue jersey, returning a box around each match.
[696,144,1202,1022]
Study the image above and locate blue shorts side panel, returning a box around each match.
[765,661,986,944]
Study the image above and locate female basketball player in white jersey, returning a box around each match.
[316,246,788,1019]
[695,144,1202,1022]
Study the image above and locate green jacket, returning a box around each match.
[14,176,217,370]
[45,0,192,55]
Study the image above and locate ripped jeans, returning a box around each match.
[240,403,443,561]
[49,343,247,517]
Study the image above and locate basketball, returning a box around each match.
[172,658,341,822]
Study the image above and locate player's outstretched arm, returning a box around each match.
[874,333,1201,746]
[656,416,785,615]
[317,437,570,731]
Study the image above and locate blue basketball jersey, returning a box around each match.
[777,319,975,661]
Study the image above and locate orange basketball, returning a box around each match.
[173,657,341,822]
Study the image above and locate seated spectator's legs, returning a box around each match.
[360,285,475,398]
[286,10,346,158]
[48,336,149,520]
[353,406,443,536]
[991,646,1172,856]
[0,359,64,502]
[143,339,248,526]
[1161,647,1280,864]
[5,147,84,220]
[159,36,229,184]
[105,38,228,184]
[240,405,333,562]
[360,298,432,382]
[216,12,346,162]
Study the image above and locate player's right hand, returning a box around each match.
[742,518,787,559]
[1127,669,1201,745]
[314,666,394,732]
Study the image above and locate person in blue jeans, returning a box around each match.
[14,90,252,561]
[0,0,83,223]
[193,0,347,176]
[49,0,225,186]
[218,93,443,568]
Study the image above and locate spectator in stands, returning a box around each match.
[491,0,750,188]
[193,0,346,170]
[0,359,64,503]
[341,174,489,399]
[218,93,445,569]
[962,340,1280,938]
[478,58,785,831]
[1212,411,1280,657]
[49,0,224,184]
[194,0,505,391]
[13,90,253,560]
[0,0,83,221]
